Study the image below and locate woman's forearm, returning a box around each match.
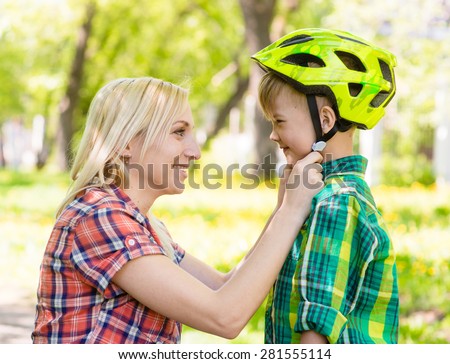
[214,204,309,337]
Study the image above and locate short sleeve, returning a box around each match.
[71,207,165,298]
[294,193,377,343]
[171,241,185,264]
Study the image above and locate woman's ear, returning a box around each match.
[319,105,337,134]
[119,145,132,165]
[121,145,132,157]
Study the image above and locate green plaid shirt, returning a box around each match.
[265,155,399,343]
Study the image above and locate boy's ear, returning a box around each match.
[319,106,337,134]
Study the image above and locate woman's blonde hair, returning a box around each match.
[58,77,189,260]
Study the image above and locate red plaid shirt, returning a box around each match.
[32,185,185,344]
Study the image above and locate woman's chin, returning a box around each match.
[169,181,186,195]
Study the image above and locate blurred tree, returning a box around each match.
[57,1,96,170]
[0,0,88,168]
[76,0,245,145]
[239,0,277,178]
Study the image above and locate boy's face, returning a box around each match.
[268,87,316,165]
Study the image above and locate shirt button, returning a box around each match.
[129,239,136,246]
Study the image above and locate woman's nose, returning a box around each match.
[185,137,201,160]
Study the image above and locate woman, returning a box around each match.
[32,77,323,344]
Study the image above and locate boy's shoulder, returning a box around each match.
[311,157,378,215]
[312,177,361,207]
[315,172,367,200]
[317,155,373,197]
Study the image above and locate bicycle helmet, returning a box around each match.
[252,28,397,151]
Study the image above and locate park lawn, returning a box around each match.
[0,169,449,343]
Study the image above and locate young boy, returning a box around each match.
[251,28,399,344]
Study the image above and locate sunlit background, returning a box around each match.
[0,0,449,344]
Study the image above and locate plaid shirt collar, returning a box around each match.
[107,184,149,225]
[108,184,135,206]
[322,155,368,181]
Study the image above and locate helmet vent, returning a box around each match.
[335,51,366,72]
[279,35,313,48]
[371,91,389,107]
[281,54,325,67]
[378,59,393,84]
[336,35,368,46]
[348,83,363,97]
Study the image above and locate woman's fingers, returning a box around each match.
[286,152,323,190]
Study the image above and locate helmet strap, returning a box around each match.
[307,94,322,141]
[306,94,338,151]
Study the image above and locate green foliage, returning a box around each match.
[381,121,436,186]
[381,153,436,186]
[1,0,448,172]
[0,39,26,120]
[396,254,450,343]
[81,0,244,125]
[396,254,450,314]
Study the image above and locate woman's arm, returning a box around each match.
[221,162,294,282]
[180,163,294,288]
[179,253,228,290]
[112,152,323,339]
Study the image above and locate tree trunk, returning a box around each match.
[271,0,299,40]
[57,2,96,171]
[239,0,277,179]
[204,69,249,148]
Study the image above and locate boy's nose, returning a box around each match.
[270,129,279,143]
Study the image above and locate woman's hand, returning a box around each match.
[276,163,292,210]
[280,151,324,215]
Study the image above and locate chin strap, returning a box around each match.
[306,94,339,152]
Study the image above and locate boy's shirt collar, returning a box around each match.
[322,155,368,181]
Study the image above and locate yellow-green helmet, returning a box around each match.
[252,28,397,130]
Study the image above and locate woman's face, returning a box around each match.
[128,103,201,196]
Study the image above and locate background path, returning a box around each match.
[0,284,35,344]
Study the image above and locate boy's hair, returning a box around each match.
[258,71,302,122]
[252,28,397,140]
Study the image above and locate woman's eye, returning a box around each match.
[174,129,185,136]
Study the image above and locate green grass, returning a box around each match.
[1,168,449,343]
